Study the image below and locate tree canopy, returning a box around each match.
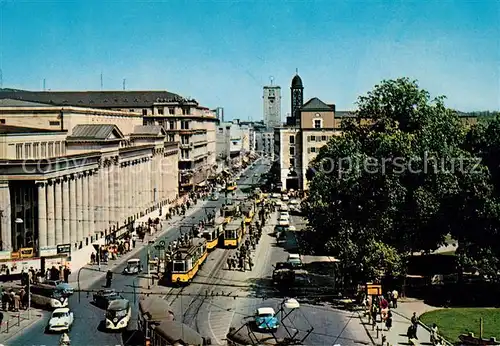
[303,77,500,283]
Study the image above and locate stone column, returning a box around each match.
[158,153,164,204]
[148,158,153,208]
[62,177,70,244]
[0,181,11,251]
[108,159,115,227]
[88,171,95,236]
[93,170,103,235]
[69,175,77,245]
[36,181,47,249]
[128,162,133,217]
[131,162,137,216]
[54,179,63,245]
[151,153,157,208]
[76,173,84,242]
[102,161,109,231]
[46,180,55,246]
[113,160,120,227]
[82,172,89,238]
[120,164,126,224]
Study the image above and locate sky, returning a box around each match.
[0,0,499,120]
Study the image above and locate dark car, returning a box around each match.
[92,289,124,309]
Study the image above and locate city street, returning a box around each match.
[9,160,268,346]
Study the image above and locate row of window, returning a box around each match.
[15,141,66,159]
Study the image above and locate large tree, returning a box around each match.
[303,78,496,283]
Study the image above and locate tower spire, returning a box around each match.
[296,68,298,75]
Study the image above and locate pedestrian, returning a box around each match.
[385,310,392,331]
[392,289,399,308]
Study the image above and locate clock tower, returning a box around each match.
[290,70,304,126]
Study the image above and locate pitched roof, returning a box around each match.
[335,111,355,118]
[132,125,166,137]
[301,97,333,111]
[67,124,124,141]
[0,125,64,134]
[0,89,188,108]
[0,98,54,107]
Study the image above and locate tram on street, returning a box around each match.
[202,216,225,250]
[221,202,239,224]
[138,296,175,344]
[223,220,243,248]
[167,238,207,284]
[226,181,237,191]
[105,299,132,331]
[242,201,255,224]
[150,320,209,346]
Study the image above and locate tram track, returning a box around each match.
[182,248,232,330]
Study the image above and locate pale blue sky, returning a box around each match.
[1,0,499,120]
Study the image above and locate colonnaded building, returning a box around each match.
[0,89,218,268]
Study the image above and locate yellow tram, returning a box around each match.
[226,181,237,191]
[202,216,225,251]
[221,203,238,224]
[168,238,207,284]
[223,220,243,248]
[242,201,255,224]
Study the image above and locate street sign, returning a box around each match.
[57,244,71,255]
[159,240,165,247]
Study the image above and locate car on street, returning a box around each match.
[288,199,300,205]
[279,211,289,219]
[93,289,125,309]
[254,307,279,331]
[44,280,74,295]
[281,195,290,201]
[46,307,74,333]
[123,258,143,275]
[210,192,219,201]
[287,254,303,268]
[271,193,281,199]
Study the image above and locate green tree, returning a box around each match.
[304,78,495,283]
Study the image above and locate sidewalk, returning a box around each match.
[0,307,45,344]
[358,298,451,345]
[69,196,209,290]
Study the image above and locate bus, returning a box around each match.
[223,220,243,248]
[168,238,207,284]
[29,284,69,310]
[105,299,131,330]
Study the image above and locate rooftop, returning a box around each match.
[67,124,124,141]
[0,88,195,108]
[0,124,65,134]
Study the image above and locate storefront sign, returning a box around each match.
[40,246,58,257]
[57,244,71,255]
[366,283,382,296]
[11,247,34,259]
[0,258,41,276]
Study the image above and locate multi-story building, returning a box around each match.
[263,84,281,130]
[0,98,178,269]
[275,74,480,192]
[216,122,231,166]
[0,89,218,192]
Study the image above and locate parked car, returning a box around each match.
[46,307,74,333]
[122,258,142,275]
[287,254,303,268]
[254,307,279,331]
[210,193,219,201]
[93,289,124,309]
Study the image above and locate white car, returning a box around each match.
[288,199,300,205]
[271,193,281,199]
[281,195,290,201]
[46,307,74,332]
[278,217,290,226]
[279,211,289,219]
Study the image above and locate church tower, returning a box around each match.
[290,70,304,126]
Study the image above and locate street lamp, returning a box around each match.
[15,218,31,319]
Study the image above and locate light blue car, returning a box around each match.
[254,307,279,331]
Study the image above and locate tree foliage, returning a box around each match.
[303,78,500,282]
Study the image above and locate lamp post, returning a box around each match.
[15,218,30,319]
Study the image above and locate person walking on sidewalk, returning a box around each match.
[392,289,399,308]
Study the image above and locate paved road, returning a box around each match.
[9,159,269,346]
[201,208,372,346]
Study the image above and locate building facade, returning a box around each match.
[263,85,281,130]
[0,90,217,193]
[0,101,178,269]
[275,74,480,192]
